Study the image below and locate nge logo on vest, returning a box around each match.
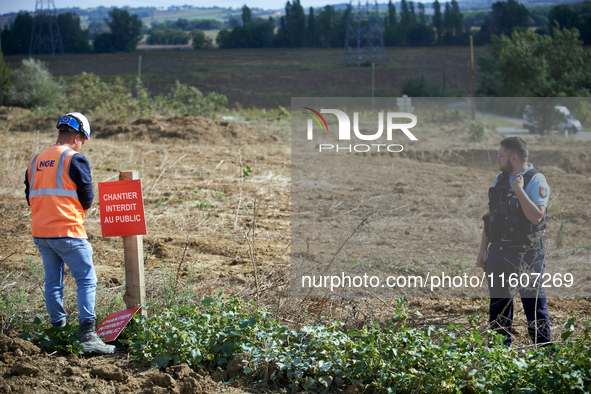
[303,107,418,153]
[36,159,57,171]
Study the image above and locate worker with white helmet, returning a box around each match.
[24,112,115,354]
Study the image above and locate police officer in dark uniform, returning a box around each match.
[477,137,551,347]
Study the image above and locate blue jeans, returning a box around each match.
[33,237,97,326]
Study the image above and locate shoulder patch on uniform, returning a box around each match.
[540,187,548,198]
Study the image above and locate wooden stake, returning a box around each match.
[119,171,146,315]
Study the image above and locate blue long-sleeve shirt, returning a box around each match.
[25,151,94,210]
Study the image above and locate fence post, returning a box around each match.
[119,170,146,315]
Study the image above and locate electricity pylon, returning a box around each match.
[343,0,387,67]
[30,0,64,56]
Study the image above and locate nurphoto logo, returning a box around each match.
[303,107,418,153]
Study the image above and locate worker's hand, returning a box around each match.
[511,174,524,192]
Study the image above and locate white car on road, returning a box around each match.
[523,105,582,134]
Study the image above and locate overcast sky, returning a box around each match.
[0,0,355,15]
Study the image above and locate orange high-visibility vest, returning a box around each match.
[27,145,87,238]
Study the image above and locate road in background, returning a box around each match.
[446,101,591,141]
[491,121,591,141]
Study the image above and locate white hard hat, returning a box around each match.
[56,112,91,138]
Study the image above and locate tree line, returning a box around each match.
[217,2,349,48]
[1,12,91,54]
[215,0,463,48]
[217,0,591,48]
[1,0,591,54]
[1,8,143,54]
[219,0,591,48]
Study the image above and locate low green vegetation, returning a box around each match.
[17,293,591,392]
[242,165,253,179]
[4,59,64,110]
[4,58,227,120]
[21,317,84,356]
[196,200,214,209]
[467,120,487,142]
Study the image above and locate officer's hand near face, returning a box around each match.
[510,174,524,192]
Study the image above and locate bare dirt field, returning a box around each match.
[1,107,591,392]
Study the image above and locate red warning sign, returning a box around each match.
[98,180,147,237]
[96,305,142,342]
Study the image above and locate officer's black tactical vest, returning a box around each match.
[484,169,547,250]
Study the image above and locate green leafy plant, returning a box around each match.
[120,294,591,392]
[122,293,271,368]
[467,120,487,141]
[20,317,83,355]
[242,165,253,179]
[0,288,28,334]
[196,200,214,208]
[15,288,591,392]
[5,58,65,110]
[214,191,228,201]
